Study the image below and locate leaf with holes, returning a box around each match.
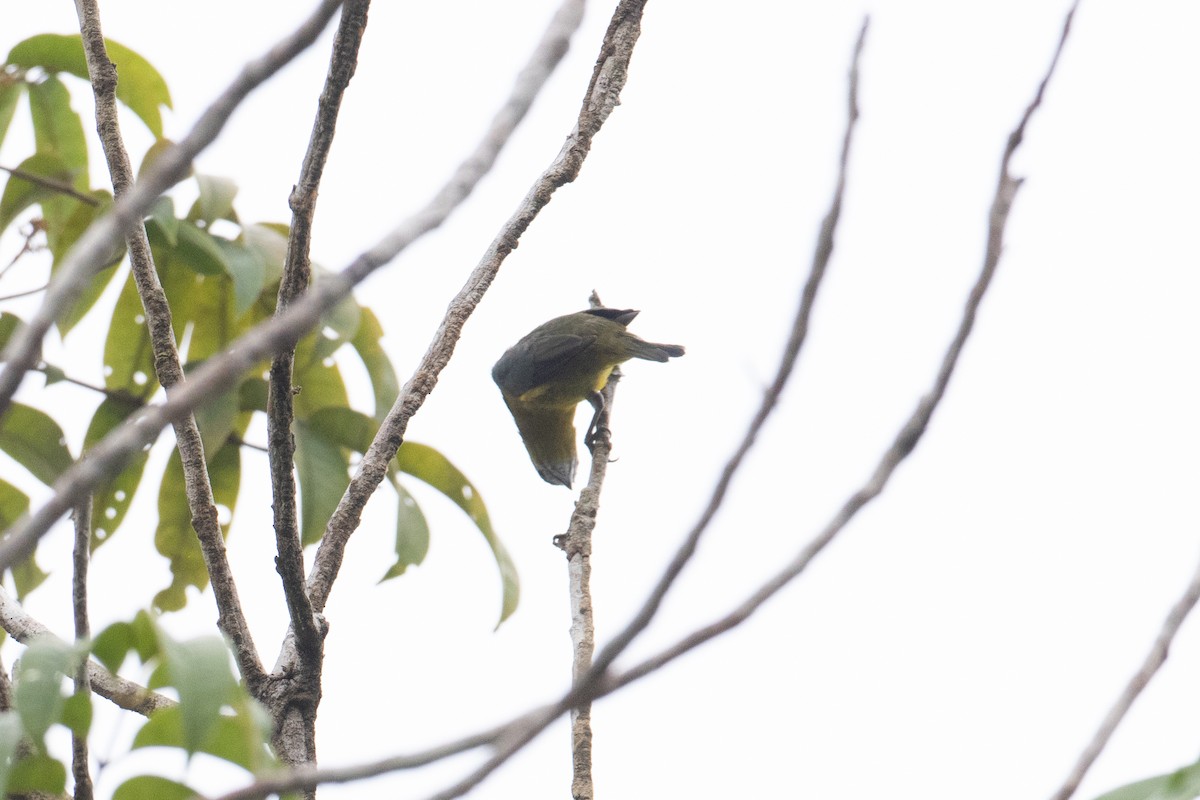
[0,402,73,486]
[103,269,157,397]
[153,442,239,611]
[84,396,150,548]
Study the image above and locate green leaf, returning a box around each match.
[293,419,350,546]
[14,635,78,745]
[188,174,239,226]
[134,703,272,772]
[113,775,197,800]
[186,361,239,457]
[174,220,231,276]
[0,312,22,351]
[311,269,361,361]
[0,477,30,530]
[1092,761,1200,800]
[292,333,349,418]
[0,402,73,485]
[154,631,237,755]
[0,151,74,235]
[52,191,125,337]
[61,690,92,738]
[103,268,157,397]
[85,396,150,546]
[10,550,48,600]
[382,480,429,580]
[28,74,87,176]
[159,240,234,364]
[304,407,518,624]
[217,237,268,318]
[241,222,288,287]
[40,363,67,385]
[8,34,172,137]
[92,612,159,673]
[239,376,268,414]
[153,442,240,611]
[7,752,66,794]
[0,712,21,797]
[396,442,519,625]
[146,194,179,245]
[349,307,399,420]
[305,406,373,452]
[0,81,23,153]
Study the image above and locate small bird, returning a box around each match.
[492,307,685,488]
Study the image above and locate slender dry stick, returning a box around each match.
[72,0,266,692]
[0,586,175,716]
[0,0,583,579]
[1047,559,1200,800]
[571,18,866,697]
[304,0,589,612]
[268,0,371,671]
[0,164,100,206]
[555,289,617,800]
[607,0,1079,701]
[71,495,95,800]
[0,0,344,414]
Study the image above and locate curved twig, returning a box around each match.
[304,0,590,612]
[268,0,371,672]
[73,0,266,691]
[0,585,174,717]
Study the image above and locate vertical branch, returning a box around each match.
[268,0,371,667]
[579,15,868,691]
[264,3,372,788]
[71,0,266,691]
[304,0,590,613]
[555,291,617,800]
[71,496,94,800]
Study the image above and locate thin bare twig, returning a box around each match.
[607,0,1078,705]
[268,0,371,676]
[1047,563,1200,795]
[73,0,266,692]
[556,290,614,800]
[71,494,95,800]
[0,585,174,716]
[304,0,589,613]
[574,17,867,697]
[0,164,100,207]
[0,0,344,413]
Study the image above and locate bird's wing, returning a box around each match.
[494,333,598,396]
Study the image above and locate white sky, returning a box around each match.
[3,1,1200,798]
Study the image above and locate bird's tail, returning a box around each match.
[629,339,686,363]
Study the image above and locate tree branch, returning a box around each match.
[0,164,100,206]
[0,585,174,717]
[554,291,617,800]
[604,0,1077,715]
[304,0,589,613]
[71,493,95,800]
[72,0,266,692]
[268,0,371,677]
[0,0,344,413]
